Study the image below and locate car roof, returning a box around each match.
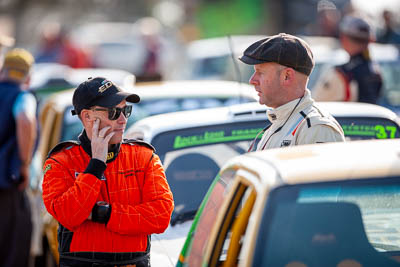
[126,101,399,139]
[227,138,400,186]
[42,80,257,112]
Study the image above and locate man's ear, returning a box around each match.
[80,110,92,124]
[281,68,295,85]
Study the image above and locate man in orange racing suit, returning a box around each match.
[42,77,174,267]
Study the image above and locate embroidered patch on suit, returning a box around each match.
[281,140,291,147]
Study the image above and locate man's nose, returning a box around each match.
[249,73,258,85]
[117,111,128,123]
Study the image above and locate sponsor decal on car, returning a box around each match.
[173,128,264,149]
[342,124,398,139]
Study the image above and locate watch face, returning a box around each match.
[97,201,109,207]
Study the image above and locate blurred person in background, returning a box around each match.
[42,77,174,266]
[377,10,400,44]
[136,17,163,82]
[35,22,92,68]
[0,33,15,69]
[0,48,37,267]
[301,0,341,38]
[313,15,382,104]
[240,33,344,151]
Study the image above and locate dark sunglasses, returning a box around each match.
[91,105,132,120]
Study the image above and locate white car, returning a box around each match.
[125,101,400,266]
[179,139,400,267]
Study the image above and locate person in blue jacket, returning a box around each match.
[0,48,37,267]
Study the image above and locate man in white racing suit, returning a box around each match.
[239,33,345,150]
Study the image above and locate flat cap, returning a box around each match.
[239,33,315,76]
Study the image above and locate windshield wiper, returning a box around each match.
[170,210,197,226]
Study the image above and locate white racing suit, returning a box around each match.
[257,89,345,151]
[312,52,382,104]
[312,67,358,102]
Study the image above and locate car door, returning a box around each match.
[183,164,272,267]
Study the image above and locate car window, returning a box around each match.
[379,61,400,109]
[61,106,83,141]
[192,56,228,78]
[211,185,257,267]
[254,177,400,267]
[150,121,266,225]
[336,117,400,140]
[184,169,237,266]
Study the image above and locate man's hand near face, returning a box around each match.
[91,119,114,163]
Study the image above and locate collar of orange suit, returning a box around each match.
[78,130,120,163]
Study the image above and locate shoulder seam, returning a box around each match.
[123,139,155,152]
[312,104,325,117]
[47,140,80,159]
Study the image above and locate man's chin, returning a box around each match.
[110,134,123,144]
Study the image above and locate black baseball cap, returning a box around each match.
[71,77,140,116]
[239,33,315,76]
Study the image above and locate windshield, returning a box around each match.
[190,55,228,79]
[378,61,400,113]
[254,177,400,266]
[151,121,266,223]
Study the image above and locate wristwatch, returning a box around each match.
[91,201,112,224]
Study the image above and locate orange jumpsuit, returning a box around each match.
[42,139,174,264]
